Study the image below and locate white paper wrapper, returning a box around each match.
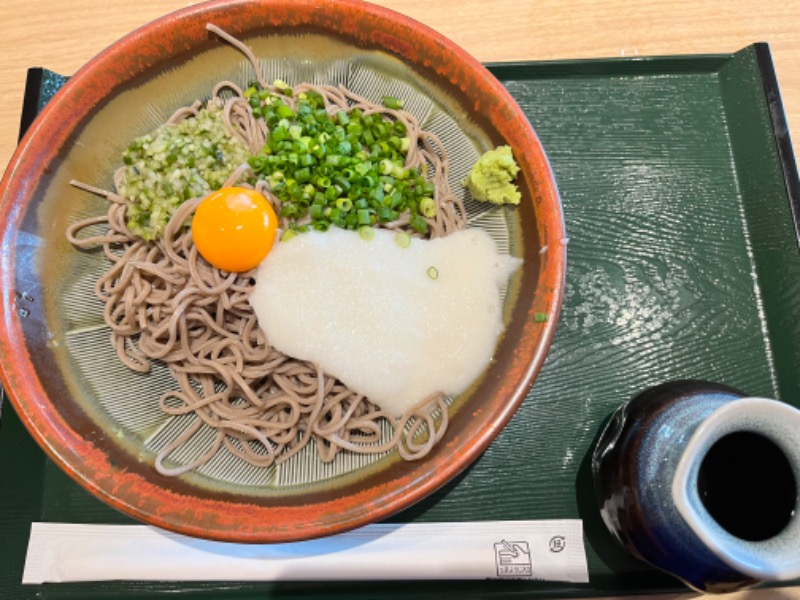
[23,520,589,584]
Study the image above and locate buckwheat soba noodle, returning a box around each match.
[67,24,468,476]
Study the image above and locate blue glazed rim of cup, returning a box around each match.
[671,397,800,581]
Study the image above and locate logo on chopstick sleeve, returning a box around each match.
[549,535,566,553]
[494,539,532,576]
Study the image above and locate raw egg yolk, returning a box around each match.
[192,187,278,273]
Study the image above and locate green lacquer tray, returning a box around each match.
[2,44,799,599]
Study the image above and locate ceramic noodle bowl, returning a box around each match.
[592,380,800,593]
[0,0,565,543]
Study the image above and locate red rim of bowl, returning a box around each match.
[0,0,566,543]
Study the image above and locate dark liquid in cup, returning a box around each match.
[697,431,797,541]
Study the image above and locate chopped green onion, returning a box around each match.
[427,266,439,280]
[378,206,398,222]
[382,96,404,110]
[395,232,411,248]
[276,104,294,119]
[419,197,437,218]
[410,214,428,235]
[244,88,436,237]
[358,226,375,240]
[309,204,325,220]
[357,208,372,225]
[534,312,548,322]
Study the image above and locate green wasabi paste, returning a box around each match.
[463,145,521,205]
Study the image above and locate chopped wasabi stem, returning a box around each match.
[117,103,250,240]
[463,145,521,205]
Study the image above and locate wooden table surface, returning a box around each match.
[0,1,798,599]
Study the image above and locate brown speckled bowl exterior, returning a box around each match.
[0,0,565,542]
